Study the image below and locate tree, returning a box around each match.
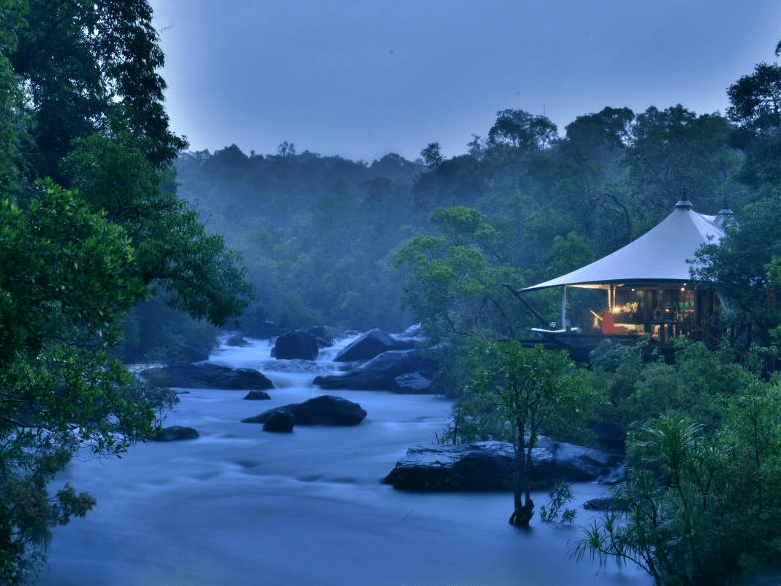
[0,184,155,582]
[691,189,781,348]
[727,61,781,187]
[10,0,185,181]
[623,106,742,232]
[395,206,526,341]
[487,109,558,152]
[420,142,444,170]
[62,133,254,326]
[574,380,781,586]
[0,2,254,580]
[453,341,595,527]
[0,0,24,196]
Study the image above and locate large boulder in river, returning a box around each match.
[242,395,367,427]
[313,350,438,391]
[334,328,414,362]
[141,362,274,390]
[383,437,624,491]
[272,329,319,360]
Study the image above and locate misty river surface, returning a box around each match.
[40,335,652,586]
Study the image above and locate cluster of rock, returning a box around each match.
[382,437,625,491]
[312,329,437,393]
[145,327,627,496]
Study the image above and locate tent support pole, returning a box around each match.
[561,286,568,329]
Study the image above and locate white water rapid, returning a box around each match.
[40,334,652,586]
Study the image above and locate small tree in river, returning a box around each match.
[452,340,597,527]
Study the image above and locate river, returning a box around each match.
[40,334,652,586]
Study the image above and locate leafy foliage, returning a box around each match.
[574,387,781,586]
[0,1,253,580]
[539,480,577,525]
[0,185,158,578]
[449,340,601,527]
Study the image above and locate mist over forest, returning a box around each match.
[167,104,748,344]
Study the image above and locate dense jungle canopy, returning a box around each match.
[172,97,774,342]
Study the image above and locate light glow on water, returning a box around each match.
[40,336,651,586]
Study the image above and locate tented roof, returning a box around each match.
[522,201,728,292]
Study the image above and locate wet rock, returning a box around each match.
[141,363,274,390]
[242,395,367,426]
[313,350,438,391]
[225,334,252,347]
[272,330,319,360]
[334,328,414,362]
[262,409,295,433]
[583,496,630,512]
[153,425,199,441]
[177,343,210,363]
[244,390,271,400]
[307,325,334,348]
[390,372,432,394]
[383,437,624,492]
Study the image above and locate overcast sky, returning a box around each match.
[149,0,781,162]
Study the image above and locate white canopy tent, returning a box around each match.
[522,200,731,331]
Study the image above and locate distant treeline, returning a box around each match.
[172,104,753,335]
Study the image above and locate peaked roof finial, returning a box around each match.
[676,187,693,209]
[718,194,734,216]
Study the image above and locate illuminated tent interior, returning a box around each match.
[522,199,733,347]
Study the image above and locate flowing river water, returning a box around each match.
[40,334,652,586]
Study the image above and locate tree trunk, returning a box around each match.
[509,424,534,527]
[509,490,534,527]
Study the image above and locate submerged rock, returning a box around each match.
[313,350,438,391]
[244,390,271,400]
[141,363,274,390]
[383,437,624,492]
[242,395,367,427]
[153,425,200,441]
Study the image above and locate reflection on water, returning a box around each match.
[40,336,651,586]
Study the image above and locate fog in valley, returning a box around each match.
[5,1,781,585]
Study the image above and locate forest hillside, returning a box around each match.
[171,104,751,339]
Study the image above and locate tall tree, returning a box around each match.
[0,1,252,580]
[487,109,558,152]
[624,106,742,232]
[395,206,526,341]
[454,341,595,527]
[728,61,781,187]
[691,189,781,348]
[10,0,185,181]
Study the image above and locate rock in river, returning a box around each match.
[141,362,274,390]
[313,350,438,391]
[152,425,200,442]
[333,328,414,362]
[383,437,624,491]
[272,329,319,360]
[242,395,367,427]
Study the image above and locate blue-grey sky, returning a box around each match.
[149,0,781,162]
